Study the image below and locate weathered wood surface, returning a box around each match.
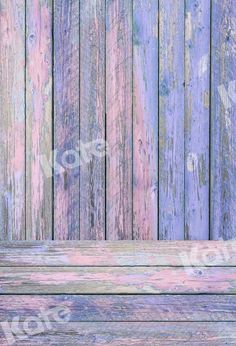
[211,0,236,240]
[159,0,185,240]
[0,0,25,240]
[1,322,236,346]
[54,0,80,240]
[26,0,52,240]
[1,295,236,321]
[80,0,105,240]
[106,0,133,240]
[185,0,210,240]
[133,0,158,240]
[0,241,235,266]
[1,0,236,240]
[1,266,236,294]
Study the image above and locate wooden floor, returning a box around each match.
[0,241,236,345]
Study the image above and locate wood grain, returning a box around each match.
[159,0,185,240]
[133,0,158,240]
[26,0,52,240]
[80,0,105,240]
[1,266,236,294]
[1,322,236,345]
[54,0,80,240]
[1,295,236,321]
[211,0,236,240]
[185,0,210,240]
[106,0,133,239]
[1,241,235,266]
[0,0,25,240]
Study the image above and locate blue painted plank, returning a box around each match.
[133,0,158,240]
[185,0,210,239]
[159,0,185,239]
[106,0,133,239]
[211,0,236,239]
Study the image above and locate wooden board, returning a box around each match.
[185,0,210,240]
[26,0,52,240]
[133,0,158,240]
[106,0,133,240]
[1,322,236,346]
[1,241,235,266]
[80,0,105,240]
[1,0,236,241]
[53,0,80,240]
[1,266,236,294]
[0,0,25,240]
[159,0,185,240]
[211,0,236,240]
[1,295,236,321]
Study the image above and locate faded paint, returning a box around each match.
[26,0,52,240]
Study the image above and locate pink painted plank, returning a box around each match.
[185,0,210,239]
[1,266,236,294]
[54,0,80,239]
[0,0,25,240]
[211,0,236,239]
[1,241,236,267]
[106,0,133,239]
[133,0,158,240]
[159,0,185,239]
[1,322,236,346]
[26,0,52,239]
[80,0,105,240]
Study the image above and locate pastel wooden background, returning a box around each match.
[0,0,235,241]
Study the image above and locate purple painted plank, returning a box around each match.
[0,0,25,240]
[106,0,133,239]
[133,0,158,240]
[1,322,236,346]
[159,0,185,239]
[80,0,105,240]
[26,0,52,240]
[211,0,236,239]
[185,0,210,239]
[2,295,236,322]
[54,0,80,239]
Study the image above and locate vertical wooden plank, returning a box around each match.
[26,0,52,239]
[54,0,80,240]
[211,0,236,239]
[159,0,185,240]
[80,0,105,240]
[106,0,133,239]
[0,0,25,240]
[133,0,158,240]
[185,0,210,239]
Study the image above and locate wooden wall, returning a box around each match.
[0,0,235,240]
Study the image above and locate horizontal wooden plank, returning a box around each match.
[1,267,236,294]
[1,295,236,322]
[0,241,235,266]
[1,322,236,345]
